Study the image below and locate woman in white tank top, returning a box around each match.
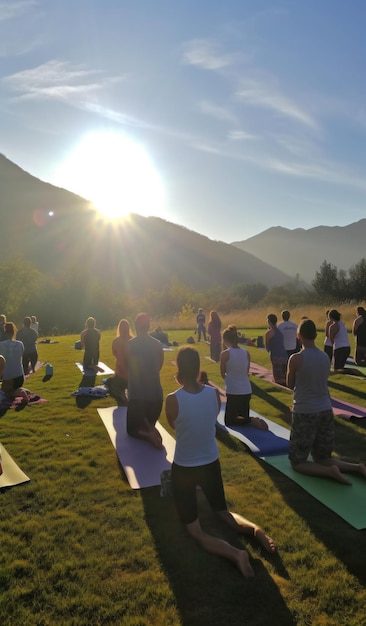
[165,347,276,577]
[220,325,267,430]
[328,309,350,370]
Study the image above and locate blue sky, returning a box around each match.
[1,0,366,243]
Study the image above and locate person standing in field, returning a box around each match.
[31,316,39,336]
[278,310,298,359]
[208,310,222,362]
[81,317,101,372]
[287,319,366,483]
[16,317,38,375]
[165,347,276,577]
[220,325,267,430]
[352,306,366,366]
[126,313,164,448]
[196,308,207,342]
[265,314,288,386]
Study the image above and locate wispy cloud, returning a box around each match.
[0,0,37,22]
[183,37,316,130]
[198,100,238,124]
[228,129,258,141]
[235,78,316,128]
[182,38,236,70]
[3,60,123,103]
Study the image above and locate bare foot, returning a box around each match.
[251,417,269,431]
[136,427,163,450]
[236,550,255,577]
[357,463,366,478]
[329,465,352,485]
[254,527,276,553]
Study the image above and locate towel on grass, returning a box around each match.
[0,390,47,411]
[72,386,109,398]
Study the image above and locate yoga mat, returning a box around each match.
[76,362,114,376]
[24,361,46,379]
[97,406,175,489]
[265,454,366,530]
[0,444,30,488]
[250,361,366,420]
[217,405,290,457]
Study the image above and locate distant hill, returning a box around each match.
[0,154,292,292]
[232,221,366,284]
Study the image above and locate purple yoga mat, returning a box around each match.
[97,406,175,489]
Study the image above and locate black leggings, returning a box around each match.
[224,393,251,426]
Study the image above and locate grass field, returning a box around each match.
[1,322,366,626]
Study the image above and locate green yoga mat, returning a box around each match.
[265,454,366,529]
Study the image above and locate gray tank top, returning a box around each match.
[293,348,332,413]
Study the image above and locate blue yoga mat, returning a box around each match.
[216,406,290,457]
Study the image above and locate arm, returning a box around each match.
[220,349,229,380]
[246,349,251,375]
[286,352,302,390]
[328,322,338,344]
[158,345,164,370]
[353,316,362,335]
[165,393,178,430]
[215,388,221,415]
[265,329,273,352]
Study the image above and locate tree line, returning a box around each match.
[1,257,365,334]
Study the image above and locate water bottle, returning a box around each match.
[46,363,53,376]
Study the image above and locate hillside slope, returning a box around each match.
[0,154,292,291]
[232,221,366,283]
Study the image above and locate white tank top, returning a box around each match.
[173,385,219,467]
[224,347,252,395]
[333,321,350,350]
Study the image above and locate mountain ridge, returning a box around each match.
[232,219,366,283]
[0,154,292,292]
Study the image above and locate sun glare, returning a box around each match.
[56,132,165,220]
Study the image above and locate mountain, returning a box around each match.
[232,222,366,284]
[0,154,292,292]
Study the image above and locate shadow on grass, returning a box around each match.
[74,374,97,408]
[251,381,292,427]
[217,391,366,588]
[328,378,366,401]
[141,488,295,626]
[257,455,366,587]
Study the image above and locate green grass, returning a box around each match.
[0,330,366,625]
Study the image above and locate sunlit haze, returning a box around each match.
[1,1,366,241]
[55,132,165,220]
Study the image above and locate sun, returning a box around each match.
[55,131,165,220]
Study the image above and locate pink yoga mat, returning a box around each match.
[250,362,366,420]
